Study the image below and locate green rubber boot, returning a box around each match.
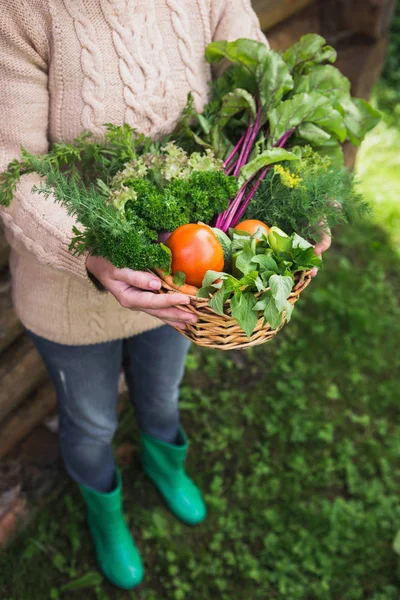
[79,472,144,590]
[140,428,207,526]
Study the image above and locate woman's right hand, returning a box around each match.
[86,255,197,329]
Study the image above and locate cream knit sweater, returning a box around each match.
[0,0,267,345]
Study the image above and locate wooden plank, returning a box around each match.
[335,36,388,100]
[320,0,396,42]
[335,35,388,170]
[349,0,396,39]
[252,0,316,31]
[0,336,48,423]
[0,383,56,461]
[267,1,321,51]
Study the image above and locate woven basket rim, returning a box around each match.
[153,268,311,307]
[152,269,312,350]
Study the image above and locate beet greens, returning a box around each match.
[175,34,380,233]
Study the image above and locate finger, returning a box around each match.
[314,231,332,255]
[310,267,318,278]
[145,307,198,324]
[122,289,191,310]
[162,320,188,330]
[114,269,162,291]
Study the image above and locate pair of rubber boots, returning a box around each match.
[78,428,206,590]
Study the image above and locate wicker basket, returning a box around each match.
[154,270,312,350]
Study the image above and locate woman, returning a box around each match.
[0,0,330,591]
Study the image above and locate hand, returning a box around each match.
[86,255,197,329]
[311,226,331,278]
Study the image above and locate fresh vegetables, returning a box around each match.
[196,226,321,337]
[174,35,379,233]
[234,219,270,238]
[166,224,224,287]
[1,134,237,272]
[244,147,369,241]
[0,34,380,339]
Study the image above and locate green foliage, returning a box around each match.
[0,124,157,207]
[0,126,237,272]
[198,227,321,336]
[376,1,400,114]
[35,167,172,272]
[238,147,298,186]
[245,147,369,241]
[1,216,400,600]
[177,34,379,163]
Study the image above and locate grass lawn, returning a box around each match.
[1,111,400,600]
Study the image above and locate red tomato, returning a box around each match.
[166,224,224,288]
[234,219,270,239]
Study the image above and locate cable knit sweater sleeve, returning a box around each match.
[0,0,90,282]
[211,0,269,46]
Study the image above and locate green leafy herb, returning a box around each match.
[198,226,320,337]
[172,272,186,286]
[245,146,370,241]
[0,127,238,272]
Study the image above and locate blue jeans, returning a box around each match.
[28,326,191,492]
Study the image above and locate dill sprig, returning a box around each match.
[245,148,369,241]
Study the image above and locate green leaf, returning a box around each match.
[202,270,226,288]
[205,38,268,69]
[60,572,103,592]
[235,244,256,276]
[238,148,298,185]
[253,291,271,311]
[172,271,186,286]
[261,270,277,285]
[219,88,257,128]
[196,285,217,299]
[292,233,312,249]
[259,51,294,113]
[239,271,261,290]
[269,92,346,144]
[230,291,258,337]
[231,229,252,252]
[197,113,211,135]
[254,276,266,292]
[254,291,283,329]
[250,254,279,271]
[269,274,293,311]
[297,122,331,144]
[285,300,294,323]
[294,65,350,100]
[209,286,227,315]
[339,97,381,146]
[212,227,232,269]
[268,227,292,253]
[52,553,66,572]
[293,246,322,269]
[283,34,336,72]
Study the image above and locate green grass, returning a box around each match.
[1,109,400,600]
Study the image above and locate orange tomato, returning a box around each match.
[166,224,224,288]
[234,219,270,239]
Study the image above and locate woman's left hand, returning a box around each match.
[311,226,332,278]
